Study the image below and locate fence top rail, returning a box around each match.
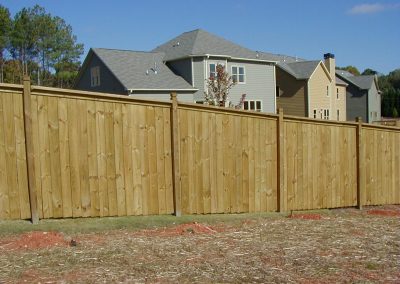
[177,101,279,120]
[0,83,172,108]
[0,83,23,93]
[31,85,172,107]
[361,123,400,132]
[284,115,359,127]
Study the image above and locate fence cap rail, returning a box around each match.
[177,101,279,120]
[31,85,172,106]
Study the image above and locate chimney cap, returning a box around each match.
[324,53,335,59]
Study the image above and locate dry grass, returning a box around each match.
[0,206,399,283]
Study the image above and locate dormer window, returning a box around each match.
[91,66,100,87]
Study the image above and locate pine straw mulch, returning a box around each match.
[0,205,399,283]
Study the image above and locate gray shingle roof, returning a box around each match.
[92,48,196,91]
[335,70,375,90]
[278,61,321,80]
[152,29,275,62]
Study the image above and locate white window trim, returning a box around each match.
[243,100,262,112]
[231,65,246,84]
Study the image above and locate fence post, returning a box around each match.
[356,117,364,210]
[277,108,285,212]
[23,76,39,224]
[170,93,181,216]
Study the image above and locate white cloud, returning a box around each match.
[348,3,400,14]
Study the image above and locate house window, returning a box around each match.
[313,109,318,119]
[323,109,330,120]
[243,100,262,112]
[276,86,280,97]
[336,88,339,99]
[326,85,330,97]
[337,109,340,120]
[232,66,245,83]
[91,66,100,87]
[209,63,216,79]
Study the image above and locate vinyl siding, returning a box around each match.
[192,57,205,101]
[276,67,306,117]
[368,81,381,122]
[227,60,275,113]
[167,59,192,85]
[346,84,367,122]
[75,53,126,95]
[308,64,332,119]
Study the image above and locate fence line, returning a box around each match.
[0,80,399,221]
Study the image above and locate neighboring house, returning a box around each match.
[152,29,277,113]
[336,70,381,123]
[261,52,347,121]
[74,48,197,101]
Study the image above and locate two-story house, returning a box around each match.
[261,52,347,121]
[75,29,278,113]
[152,29,277,113]
[336,70,381,123]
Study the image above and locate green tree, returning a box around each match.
[0,5,12,82]
[361,68,377,75]
[5,4,83,87]
[393,107,399,118]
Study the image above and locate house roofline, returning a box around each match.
[164,54,277,64]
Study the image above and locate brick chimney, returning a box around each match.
[324,53,335,79]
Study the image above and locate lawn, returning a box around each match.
[0,206,399,283]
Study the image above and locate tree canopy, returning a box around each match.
[379,69,400,118]
[0,4,83,88]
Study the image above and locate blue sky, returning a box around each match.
[2,0,400,74]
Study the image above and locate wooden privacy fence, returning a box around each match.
[0,78,399,222]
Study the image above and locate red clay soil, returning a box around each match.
[133,222,220,237]
[367,209,400,217]
[288,213,322,220]
[0,231,69,251]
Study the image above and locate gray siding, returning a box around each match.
[192,57,205,101]
[368,81,381,122]
[75,53,126,94]
[130,92,194,102]
[167,59,193,85]
[346,84,368,122]
[227,60,276,113]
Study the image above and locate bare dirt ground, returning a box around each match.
[0,205,399,283]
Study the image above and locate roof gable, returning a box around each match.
[91,48,195,91]
[152,29,273,62]
[336,70,376,90]
[278,60,323,80]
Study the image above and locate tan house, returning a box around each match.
[262,53,347,121]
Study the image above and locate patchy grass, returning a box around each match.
[0,206,399,283]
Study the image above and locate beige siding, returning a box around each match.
[276,67,307,116]
[308,64,332,119]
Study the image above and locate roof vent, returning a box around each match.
[173,41,180,47]
[256,52,259,58]
[324,53,335,59]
